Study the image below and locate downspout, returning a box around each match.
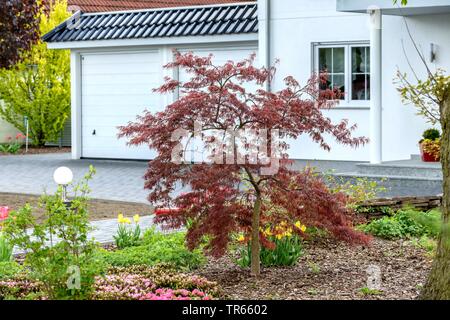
[259,0,271,92]
[368,7,382,164]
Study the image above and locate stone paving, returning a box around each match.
[0,153,149,203]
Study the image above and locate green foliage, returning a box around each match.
[236,235,303,268]
[0,0,71,146]
[0,261,23,280]
[324,172,386,208]
[1,166,106,300]
[99,228,205,271]
[396,69,450,125]
[0,233,13,262]
[359,287,383,296]
[393,0,408,5]
[360,209,442,240]
[422,128,441,141]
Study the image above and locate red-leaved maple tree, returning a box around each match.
[119,52,370,276]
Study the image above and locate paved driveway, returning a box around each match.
[0,153,150,203]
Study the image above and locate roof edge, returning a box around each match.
[42,10,81,42]
[81,1,256,17]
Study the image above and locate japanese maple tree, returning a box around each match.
[0,0,45,69]
[120,52,370,276]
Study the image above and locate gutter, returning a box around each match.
[258,0,271,92]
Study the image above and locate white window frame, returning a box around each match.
[313,41,370,108]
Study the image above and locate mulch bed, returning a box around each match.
[0,193,153,223]
[0,147,71,156]
[195,238,432,300]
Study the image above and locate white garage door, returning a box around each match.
[81,51,162,159]
[80,46,257,160]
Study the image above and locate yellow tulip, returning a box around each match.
[264,227,273,236]
[133,214,140,223]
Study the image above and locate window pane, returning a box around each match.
[332,48,345,73]
[352,47,365,73]
[332,74,345,100]
[366,74,370,100]
[351,46,370,101]
[319,48,332,72]
[352,74,366,100]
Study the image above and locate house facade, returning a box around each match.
[44,0,450,162]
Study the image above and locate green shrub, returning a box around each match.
[0,261,23,280]
[360,209,442,240]
[422,128,440,141]
[1,167,105,300]
[99,228,205,270]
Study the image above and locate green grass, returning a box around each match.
[359,287,383,296]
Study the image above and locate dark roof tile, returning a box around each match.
[43,3,257,42]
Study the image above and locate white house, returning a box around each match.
[44,0,450,163]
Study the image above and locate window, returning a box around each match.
[315,43,370,105]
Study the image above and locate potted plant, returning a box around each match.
[419,129,441,162]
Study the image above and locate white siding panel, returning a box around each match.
[81,51,162,159]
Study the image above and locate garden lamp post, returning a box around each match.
[53,167,73,203]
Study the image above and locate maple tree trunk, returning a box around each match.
[421,92,450,300]
[250,193,262,277]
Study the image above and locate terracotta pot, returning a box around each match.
[420,143,440,162]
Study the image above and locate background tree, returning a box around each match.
[0,0,45,69]
[394,0,450,300]
[0,0,70,146]
[120,52,369,277]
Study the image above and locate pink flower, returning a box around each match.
[0,207,9,221]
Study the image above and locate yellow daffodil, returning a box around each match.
[300,225,307,233]
[237,235,246,242]
[264,227,273,236]
[123,218,132,224]
[276,234,283,240]
[133,214,140,223]
[294,221,302,230]
[117,213,124,223]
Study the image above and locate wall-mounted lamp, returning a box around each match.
[430,43,437,63]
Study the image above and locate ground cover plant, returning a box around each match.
[360,209,441,240]
[100,227,205,270]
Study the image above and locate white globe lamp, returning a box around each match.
[53,167,73,202]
